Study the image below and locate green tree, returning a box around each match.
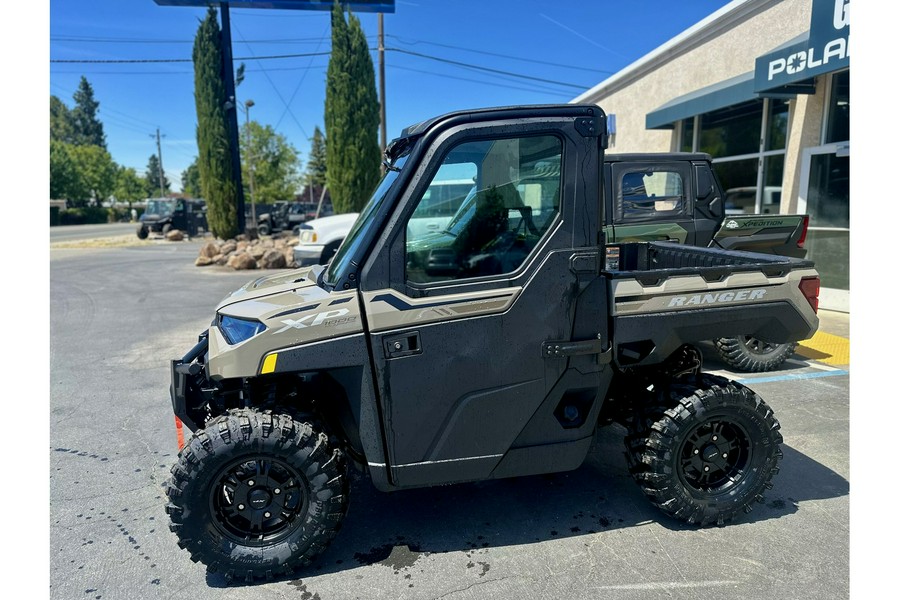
[71,76,107,149]
[181,158,202,198]
[67,144,118,206]
[50,140,76,199]
[325,3,381,214]
[305,126,327,187]
[193,6,239,239]
[115,166,146,209]
[241,120,301,205]
[144,154,170,197]
[50,96,76,144]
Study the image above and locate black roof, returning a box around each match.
[605,152,712,163]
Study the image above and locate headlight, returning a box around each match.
[299,230,317,243]
[218,315,267,345]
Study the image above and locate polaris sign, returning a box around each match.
[754,0,849,93]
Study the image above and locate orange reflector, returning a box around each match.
[175,415,185,450]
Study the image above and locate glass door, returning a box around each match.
[798,143,850,311]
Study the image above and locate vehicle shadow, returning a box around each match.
[206,424,848,587]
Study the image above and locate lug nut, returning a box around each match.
[723,453,728,458]
[264,512,271,518]
[694,449,699,455]
[248,480,255,486]
[238,504,245,510]
[712,436,718,441]
[704,466,710,472]
[274,488,281,495]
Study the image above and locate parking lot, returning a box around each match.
[49,239,849,600]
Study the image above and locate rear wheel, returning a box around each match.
[714,336,797,372]
[258,222,271,236]
[627,376,783,526]
[166,410,349,582]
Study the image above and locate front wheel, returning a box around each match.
[136,225,149,239]
[165,410,349,582]
[714,336,797,372]
[627,377,783,526]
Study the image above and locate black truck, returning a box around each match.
[137,198,207,239]
[166,104,820,581]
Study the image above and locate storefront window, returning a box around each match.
[716,158,759,215]
[699,101,763,158]
[680,118,694,153]
[805,153,849,290]
[826,70,849,144]
[766,99,789,151]
[679,98,788,214]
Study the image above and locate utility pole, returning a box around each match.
[378,13,387,156]
[242,99,258,232]
[154,127,166,198]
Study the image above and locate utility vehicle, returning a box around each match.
[166,104,819,582]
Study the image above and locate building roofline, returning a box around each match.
[571,0,781,104]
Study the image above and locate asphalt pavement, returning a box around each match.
[48,239,850,600]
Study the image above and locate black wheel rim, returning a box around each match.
[209,456,308,546]
[740,336,779,355]
[678,419,751,497]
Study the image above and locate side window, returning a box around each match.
[406,135,562,284]
[620,170,685,219]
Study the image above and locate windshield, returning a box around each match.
[146,199,174,216]
[323,156,408,287]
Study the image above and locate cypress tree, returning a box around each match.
[306,126,328,187]
[325,3,381,214]
[193,6,239,239]
[71,77,107,149]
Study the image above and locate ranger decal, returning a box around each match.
[667,289,766,308]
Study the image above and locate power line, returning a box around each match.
[52,47,588,90]
[385,48,588,90]
[50,51,333,64]
[388,64,569,98]
[233,25,310,140]
[274,22,330,132]
[386,34,615,75]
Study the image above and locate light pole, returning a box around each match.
[242,99,258,233]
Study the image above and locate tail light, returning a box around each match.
[799,276,820,313]
[797,215,810,248]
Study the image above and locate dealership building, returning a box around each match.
[573,0,849,311]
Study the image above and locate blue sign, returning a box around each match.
[754,0,848,93]
[153,1,395,13]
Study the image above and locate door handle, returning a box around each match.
[384,332,422,358]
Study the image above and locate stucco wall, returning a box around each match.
[582,0,815,154]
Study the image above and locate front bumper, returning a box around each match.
[169,333,209,432]
[293,244,326,266]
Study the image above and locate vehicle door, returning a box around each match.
[691,160,724,246]
[360,117,608,487]
[608,161,695,245]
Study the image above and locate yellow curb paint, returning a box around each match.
[261,353,278,374]
[796,331,850,365]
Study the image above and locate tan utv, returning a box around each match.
[166,104,820,582]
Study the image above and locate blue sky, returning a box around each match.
[49,0,732,192]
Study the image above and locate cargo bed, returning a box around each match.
[605,242,819,366]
